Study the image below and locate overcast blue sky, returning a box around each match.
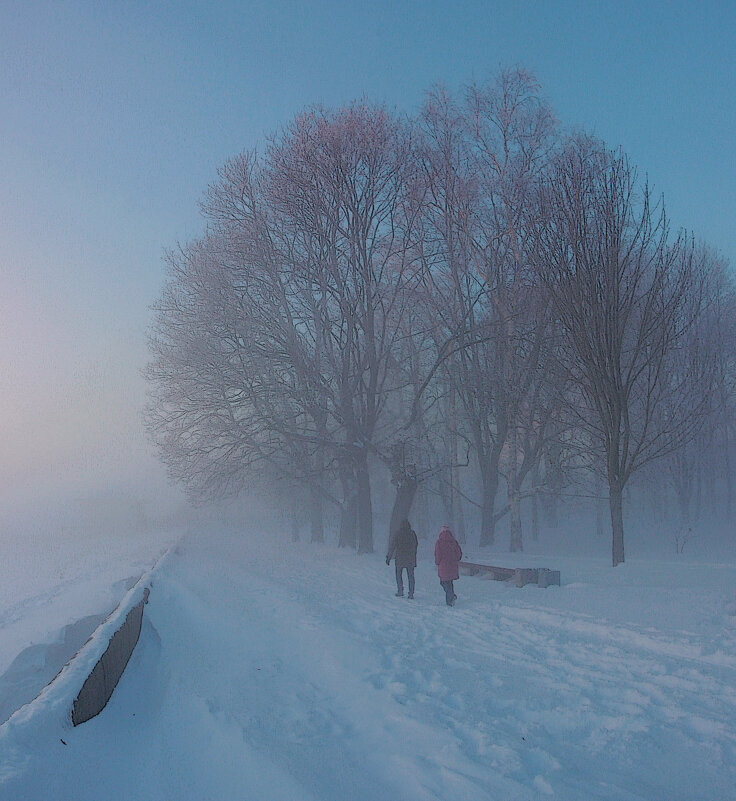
[1,0,734,506]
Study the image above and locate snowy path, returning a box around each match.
[2,531,735,800]
[273,543,736,800]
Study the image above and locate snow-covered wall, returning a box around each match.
[1,550,171,734]
[71,586,148,725]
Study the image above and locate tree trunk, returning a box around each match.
[543,486,559,528]
[309,438,327,542]
[338,499,356,548]
[530,463,540,542]
[595,472,605,538]
[337,459,357,548]
[389,475,418,545]
[609,480,625,567]
[479,465,499,547]
[508,484,523,552]
[309,485,324,543]
[438,469,453,526]
[449,381,466,544]
[355,451,374,554]
[507,423,523,552]
[453,471,467,545]
[413,487,428,540]
[725,428,733,520]
[542,434,562,528]
[290,509,301,543]
[673,464,693,528]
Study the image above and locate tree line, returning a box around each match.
[145,68,735,566]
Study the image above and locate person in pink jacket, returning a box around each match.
[434,525,462,606]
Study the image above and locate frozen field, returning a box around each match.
[1,525,735,800]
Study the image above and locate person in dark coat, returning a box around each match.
[434,525,462,606]
[386,518,419,598]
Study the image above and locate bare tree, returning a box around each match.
[654,248,735,528]
[534,138,714,565]
[263,105,422,553]
[146,71,732,565]
[145,226,341,544]
[416,85,502,545]
[709,257,736,518]
[148,105,423,553]
[459,69,557,549]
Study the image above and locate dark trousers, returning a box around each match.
[396,564,415,596]
[440,579,456,605]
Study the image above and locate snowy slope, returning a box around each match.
[1,528,735,800]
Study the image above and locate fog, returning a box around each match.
[2,4,735,549]
[0,314,178,522]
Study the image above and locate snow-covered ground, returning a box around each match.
[0,508,180,725]
[2,525,736,800]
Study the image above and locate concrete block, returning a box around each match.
[72,598,145,725]
[538,568,561,588]
[514,568,539,588]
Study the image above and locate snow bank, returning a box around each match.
[0,513,180,680]
[0,549,174,787]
